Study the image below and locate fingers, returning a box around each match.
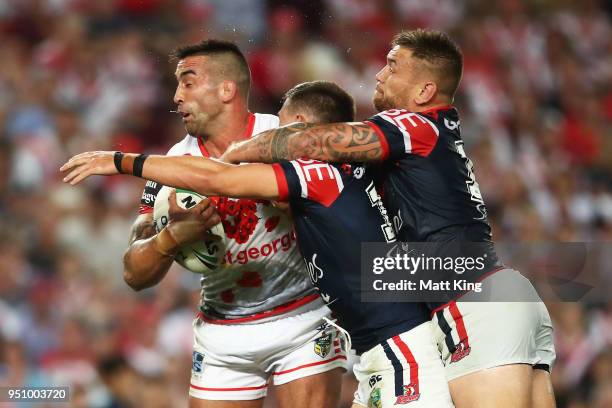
[167,189,180,213]
[193,197,212,213]
[60,156,86,172]
[67,168,93,185]
[60,151,116,175]
[62,165,91,185]
[201,204,220,225]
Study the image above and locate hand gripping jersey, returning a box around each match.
[140,113,316,319]
[272,159,430,354]
[366,106,502,309]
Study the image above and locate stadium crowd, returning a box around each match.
[0,0,610,407]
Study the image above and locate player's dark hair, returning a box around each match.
[282,81,355,123]
[393,29,463,99]
[170,39,250,97]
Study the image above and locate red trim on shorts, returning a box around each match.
[197,293,320,324]
[429,266,505,317]
[271,355,347,376]
[392,335,420,396]
[448,302,470,348]
[272,163,289,201]
[190,383,268,392]
[365,121,389,161]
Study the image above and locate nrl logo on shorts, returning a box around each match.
[369,374,382,388]
[314,333,332,358]
[368,387,382,408]
[192,351,205,375]
[450,339,471,363]
[395,383,420,404]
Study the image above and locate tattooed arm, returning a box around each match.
[222,122,385,164]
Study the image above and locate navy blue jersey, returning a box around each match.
[367,106,501,308]
[273,159,429,354]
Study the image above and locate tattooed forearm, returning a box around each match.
[270,123,315,161]
[323,123,382,162]
[226,122,383,164]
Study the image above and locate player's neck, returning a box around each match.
[411,97,453,113]
[200,106,252,158]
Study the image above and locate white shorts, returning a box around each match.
[189,299,349,400]
[431,269,556,380]
[352,321,454,408]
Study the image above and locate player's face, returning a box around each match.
[373,46,424,112]
[173,56,223,136]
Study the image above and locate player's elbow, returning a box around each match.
[122,251,149,291]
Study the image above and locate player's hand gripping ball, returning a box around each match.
[154,186,225,273]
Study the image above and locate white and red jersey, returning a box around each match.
[140,113,316,320]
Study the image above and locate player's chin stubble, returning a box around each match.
[373,94,392,113]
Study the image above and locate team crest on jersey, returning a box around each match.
[192,351,205,375]
[451,339,471,363]
[395,384,420,404]
[368,387,382,408]
[314,333,332,358]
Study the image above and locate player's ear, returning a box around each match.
[219,80,237,103]
[295,113,307,123]
[414,81,437,106]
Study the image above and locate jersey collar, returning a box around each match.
[419,105,455,120]
[197,112,256,157]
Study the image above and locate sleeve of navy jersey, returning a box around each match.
[139,180,162,214]
[366,109,440,161]
[272,160,344,208]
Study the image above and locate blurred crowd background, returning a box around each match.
[0,0,610,407]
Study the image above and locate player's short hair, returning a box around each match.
[170,39,251,98]
[393,29,463,99]
[282,81,355,123]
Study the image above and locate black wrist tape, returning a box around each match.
[114,151,124,174]
[133,154,149,178]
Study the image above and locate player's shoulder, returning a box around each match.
[166,134,197,156]
[252,112,280,134]
[370,106,462,136]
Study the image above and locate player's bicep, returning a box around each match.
[209,164,279,200]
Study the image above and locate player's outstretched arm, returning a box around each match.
[60,151,280,200]
[221,121,385,164]
[123,191,219,291]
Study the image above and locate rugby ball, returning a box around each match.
[153,186,225,274]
